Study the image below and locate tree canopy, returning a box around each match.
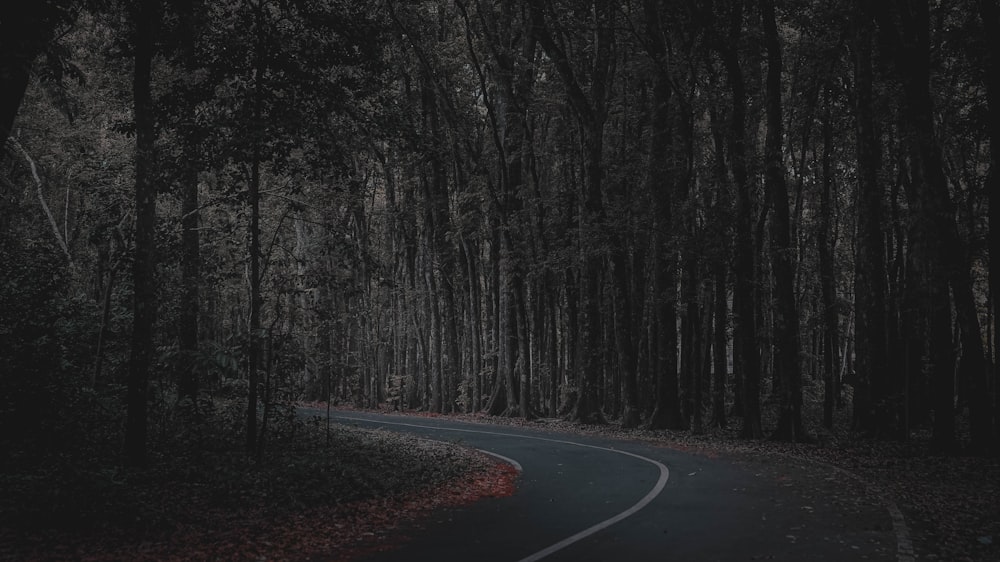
[2,0,998,472]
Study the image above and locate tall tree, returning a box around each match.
[760,0,803,442]
[818,86,841,430]
[982,0,1000,451]
[714,0,763,438]
[124,0,159,467]
[173,0,204,403]
[852,0,890,436]
[643,0,683,431]
[245,0,266,454]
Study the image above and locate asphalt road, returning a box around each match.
[311,409,899,562]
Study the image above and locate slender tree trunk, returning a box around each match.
[711,263,728,429]
[178,141,200,402]
[681,257,698,426]
[245,1,265,454]
[819,88,840,430]
[547,274,560,416]
[852,0,889,436]
[760,0,802,442]
[612,240,639,428]
[175,0,202,404]
[93,265,116,387]
[643,0,682,430]
[486,221,509,415]
[125,0,159,467]
[517,278,532,418]
[693,280,713,435]
[720,1,762,438]
[562,267,580,416]
[981,0,1000,451]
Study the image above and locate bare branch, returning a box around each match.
[8,137,74,267]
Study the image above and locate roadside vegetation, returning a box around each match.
[0,398,515,561]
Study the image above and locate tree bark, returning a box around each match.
[719,0,762,438]
[643,0,683,431]
[981,0,1000,452]
[177,0,202,403]
[760,0,803,442]
[819,87,841,431]
[852,0,889,436]
[712,263,728,429]
[245,0,265,454]
[125,0,159,467]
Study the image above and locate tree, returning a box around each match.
[712,0,763,438]
[643,0,683,431]
[874,0,989,450]
[124,0,159,467]
[760,0,803,442]
[161,0,207,404]
[982,0,1000,452]
[852,0,890,437]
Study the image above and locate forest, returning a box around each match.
[3,0,1000,503]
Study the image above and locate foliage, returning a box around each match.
[0,238,110,465]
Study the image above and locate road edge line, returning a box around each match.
[477,448,524,472]
[331,413,670,562]
[773,452,914,562]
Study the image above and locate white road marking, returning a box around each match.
[331,414,670,561]
[477,448,524,472]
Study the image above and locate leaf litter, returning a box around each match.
[0,418,518,561]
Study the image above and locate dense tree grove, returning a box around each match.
[3,0,999,467]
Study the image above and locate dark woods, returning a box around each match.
[2,0,999,470]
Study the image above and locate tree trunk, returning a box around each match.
[578,151,607,425]
[174,0,202,404]
[760,0,803,442]
[981,0,1000,452]
[547,273,560,416]
[612,239,640,428]
[711,263,728,429]
[852,0,889,436]
[819,87,841,431]
[643,0,683,431]
[518,279,533,418]
[124,0,159,467]
[681,257,698,427]
[245,1,265,454]
[720,1,762,439]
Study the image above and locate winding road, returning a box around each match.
[308,409,901,562]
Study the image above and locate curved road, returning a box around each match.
[308,409,899,562]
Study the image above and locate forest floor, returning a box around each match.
[328,403,1000,562]
[0,409,517,561]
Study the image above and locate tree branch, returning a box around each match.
[8,137,74,266]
